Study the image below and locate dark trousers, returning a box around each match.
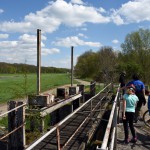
[120,83,125,95]
[135,101,143,120]
[135,92,146,119]
[123,112,136,140]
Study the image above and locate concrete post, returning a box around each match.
[37,29,41,95]
[71,46,74,86]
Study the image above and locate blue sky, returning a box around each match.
[0,0,150,68]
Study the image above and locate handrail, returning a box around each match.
[0,103,27,117]
[96,84,120,150]
[26,83,112,150]
[109,127,116,150]
[0,101,26,149]
[0,123,25,140]
[40,94,82,117]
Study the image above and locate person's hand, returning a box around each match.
[123,115,126,120]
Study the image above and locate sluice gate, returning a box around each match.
[26,83,115,150]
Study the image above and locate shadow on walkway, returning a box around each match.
[117,121,150,150]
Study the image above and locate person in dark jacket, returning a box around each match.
[126,73,146,122]
[119,71,126,95]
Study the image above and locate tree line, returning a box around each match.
[74,29,150,84]
[0,62,70,74]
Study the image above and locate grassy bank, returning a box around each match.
[0,73,72,104]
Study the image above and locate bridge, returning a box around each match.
[0,82,150,150]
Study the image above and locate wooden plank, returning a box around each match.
[41,94,82,117]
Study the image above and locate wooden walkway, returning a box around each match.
[117,97,150,150]
[117,121,150,150]
[30,92,111,150]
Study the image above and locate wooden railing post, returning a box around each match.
[90,81,96,96]
[57,127,61,150]
[8,101,25,150]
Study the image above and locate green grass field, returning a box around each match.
[0,73,72,104]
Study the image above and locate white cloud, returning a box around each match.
[0,0,110,33]
[70,0,84,5]
[52,36,102,47]
[0,34,9,39]
[98,7,106,13]
[81,27,87,31]
[0,9,4,14]
[49,54,78,68]
[0,34,60,65]
[112,39,119,44]
[112,0,150,24]
[111,10,124,25]
[77,33,87,38]
[42,48,60,56]
[19,34,47,43]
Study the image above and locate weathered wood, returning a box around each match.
[16,101,25,149]
[90,81,96,96]
[32,93,110,150]
[8,101,17,150]
[28,94,54,107]
[69,86,79,95]
[77,84,85,103]
[41,94,82,117]
[8,101,25,150]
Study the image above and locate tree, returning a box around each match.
[94,47,118,83]
[74,50,97,78]
[74,47,118,83]
[121,29,150,83]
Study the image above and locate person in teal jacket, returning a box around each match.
[122,85,139,144]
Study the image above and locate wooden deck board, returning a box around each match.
[33,93,108,150]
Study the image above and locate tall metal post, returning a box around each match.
[71,46,74,86]
[37,29,41,95]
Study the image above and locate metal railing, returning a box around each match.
[0,103,26,118]
[26,83,112,150]
[96,84,120,150]
[0,102,26,146]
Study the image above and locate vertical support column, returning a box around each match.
[8,101,16,150]
[71,103,74,113]
[90,81,96,96]
[71,46,74,86]
[41,117,45,133]
[57,127,61,150]
[77,84,85,104]
[8,101,25,150]
[17,101,25,149]
[37,29,41,95]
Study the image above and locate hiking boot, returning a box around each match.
[124,139,129,144]
[130,137,137,143]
